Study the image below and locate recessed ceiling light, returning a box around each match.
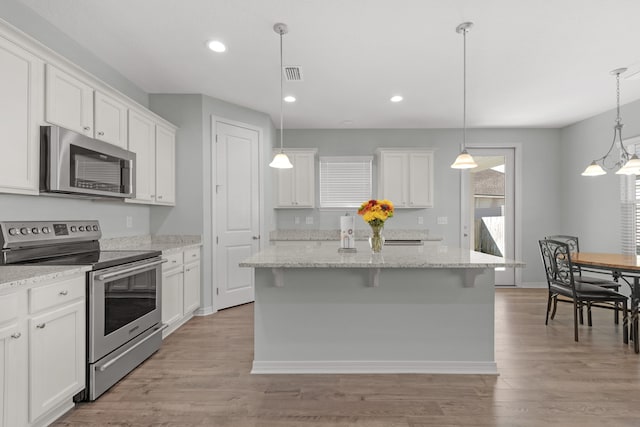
[284,96,296,103]
[207,40,226,53]
[390,95,403,103]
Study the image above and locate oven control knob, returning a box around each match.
[92,225,99,231]
[42,227,50,234]
[20,227,29,235]
[70,226,77,232]
[78,226,85,232]
[86,224,92,231]
[31,227,40,234]
[8,228,18,236]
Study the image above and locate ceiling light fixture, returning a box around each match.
[582,68,640,176]
[269,23,293,169]
[207,40,226,53]
[284,95,296,103]
[450,22,478,170]
[390,95,403,103]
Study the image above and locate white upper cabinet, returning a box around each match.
[274,149,316,208]
[0,35,43,195]
[127,111,176,206]
[94,90,128,148]
[45,64,94,136]
[377,148,434,208]
[155,124,176,205]
[128,109,156,203]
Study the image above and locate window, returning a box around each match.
[620,136,640,254]
[319,156,372,208]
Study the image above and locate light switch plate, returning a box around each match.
[126,216,133,228]
[417,216,424,225]
[437,216,448,225]
[294,217,300,225]
[305,216,314,225]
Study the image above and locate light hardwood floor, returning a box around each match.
[54,289,640,427]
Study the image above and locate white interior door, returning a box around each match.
[215,121,260,309]
[461,147,517,286]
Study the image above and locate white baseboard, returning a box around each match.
[251,360,498,375]
[519,281,547,289]
[194,305,216,316]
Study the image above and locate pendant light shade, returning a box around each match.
[269,152,293,168]
[269,23,293,169]
[450,22,477,170]
[582,68,637,176]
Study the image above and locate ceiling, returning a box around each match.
[16,0,640,129]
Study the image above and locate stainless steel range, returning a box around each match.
[0,220,165,401]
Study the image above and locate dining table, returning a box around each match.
[572,252,640,353]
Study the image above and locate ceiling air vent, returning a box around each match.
[283,66,303,81]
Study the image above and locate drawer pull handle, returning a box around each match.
[98,131,104,136]
[10,332,21,339]
[36,323,46,329]
[83,126,91,131]
[59,290,68,296]
[192,254,197,257]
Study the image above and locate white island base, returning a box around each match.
[251,266,498,375]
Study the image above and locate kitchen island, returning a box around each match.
[240,242,524,375]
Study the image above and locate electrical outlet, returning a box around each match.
[126,216,133,228]
[417,216,424,225]
[305,216,314,225]
[437,216,448,225]
[294,216,300,225]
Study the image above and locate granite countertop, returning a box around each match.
[270,229,442,241]
[0,265,92,292]
[100,235,202,253]
[240,242,525,269]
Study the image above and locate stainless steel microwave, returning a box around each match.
[40,125,136,199]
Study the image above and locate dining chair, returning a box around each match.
[538,239,628,343]
[545,234,621,325]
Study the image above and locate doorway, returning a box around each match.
[460,147,519,286]
[213,119,261,309]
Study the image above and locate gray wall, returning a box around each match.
[0,194,150,237]
[148,93,275,315]
[559,98,640,252]
[275,128,562,285]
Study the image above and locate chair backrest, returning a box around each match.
[544,235,582,275]
[539,239,576,293]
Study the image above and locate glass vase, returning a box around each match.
[369,224,385,253]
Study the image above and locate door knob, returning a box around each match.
[252,235,260,240]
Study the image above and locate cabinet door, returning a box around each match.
[127,109,156,203]
[0,36,43,195]
[408,152,434,207]
[94,91,128,148]
[45,65,94,136]
[0,321,27,427]
[29,300,85,423]
[292,152,315,207]
[379,152,407,207]
[162,269,183,327]
[183,262,201,314]
[275,165,295,207]
[155,124,176,205]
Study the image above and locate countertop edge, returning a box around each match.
[0,265,92,292]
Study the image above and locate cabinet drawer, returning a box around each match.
[183,248,200,263]
[0,293,20,324]
[29,275,85,314]
[163,252,183,271]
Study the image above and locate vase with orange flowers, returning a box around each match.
[357,199,395,253]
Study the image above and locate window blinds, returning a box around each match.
[620,137,640,254]
[319,156,372,208]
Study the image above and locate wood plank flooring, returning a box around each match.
[54,289,640,426]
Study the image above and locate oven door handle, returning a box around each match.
[97,324,168,372]
[96,259,167,281]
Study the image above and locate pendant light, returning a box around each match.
[269,23,293,169]
[582,68,640,176]
[451,22,478,170]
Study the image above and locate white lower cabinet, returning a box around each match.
[0,272,86,427]
[29,300,85,423]
[0,292,28,427]
[161,247,201,338]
